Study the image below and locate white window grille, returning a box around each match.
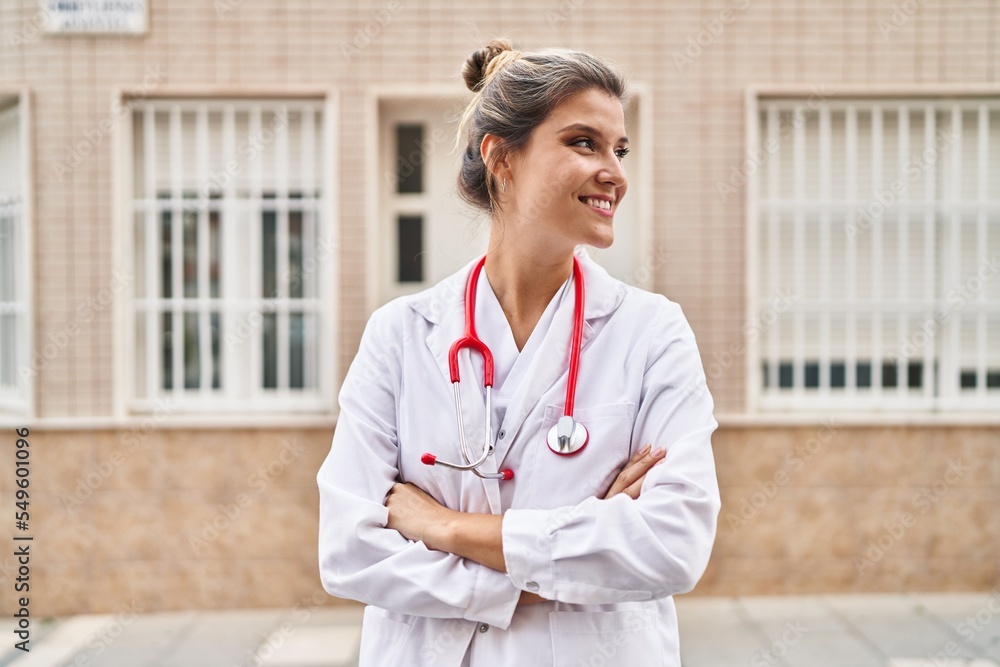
[748,94,1000,412]
[0,100,29,414]
[126,99,333,413]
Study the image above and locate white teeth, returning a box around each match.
[585,198,611,210]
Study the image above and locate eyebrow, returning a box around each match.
[558,123,629,144]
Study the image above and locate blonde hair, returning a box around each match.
[454,38,630,214]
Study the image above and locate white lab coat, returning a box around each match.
[317,248,721,667]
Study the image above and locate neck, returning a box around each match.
[482,226,575,326]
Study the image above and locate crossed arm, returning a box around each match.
[385,443,666,605]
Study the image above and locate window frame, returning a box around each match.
[113,90,339,418]
[744,86,1000,419]
[0,89,34,417]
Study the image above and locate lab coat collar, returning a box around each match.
[407,247,626,329]
[410,248,627,508]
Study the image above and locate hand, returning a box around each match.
[385,482,452,551]
[602,444,665,500]
[518,591,547,606]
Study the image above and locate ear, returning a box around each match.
[479,133,511,181]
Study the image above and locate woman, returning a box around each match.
[317,39,720,666]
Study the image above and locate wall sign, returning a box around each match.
[42,0,149,35]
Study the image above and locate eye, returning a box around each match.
[616,147,630,160]
[571,138,595,150]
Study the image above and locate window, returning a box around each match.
[748,94,1000,412]
[126,99,333,413]
[0,98,29,414]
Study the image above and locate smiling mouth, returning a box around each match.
[580,197,614,216]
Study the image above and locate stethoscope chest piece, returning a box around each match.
[546,415,589,456]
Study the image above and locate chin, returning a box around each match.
[588,228,615,250]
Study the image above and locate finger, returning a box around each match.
[620,447,664,483]
[605,448,664,498]
[621,472,647,499]
[606,458,650,498]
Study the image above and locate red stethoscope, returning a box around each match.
[421,255,589,481]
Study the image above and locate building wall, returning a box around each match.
[0,0,996,614]
[0,425,996,616]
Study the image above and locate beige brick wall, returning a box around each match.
[0,427,333,616]
[0,425,995,615]
[0,0,996,614]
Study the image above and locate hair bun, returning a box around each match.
[462,38,517,92]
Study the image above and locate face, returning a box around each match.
[499,87,629,253]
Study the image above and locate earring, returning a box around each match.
[502,178,506,193]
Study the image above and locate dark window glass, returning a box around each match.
[856,362,871,388]
[804,362,819,388]
[396,124,424,194]
[211,312,221,389]
[159,206,172,299]
[882,362,897,388]
[161,312,173,390]
[290,313,304,389]
[907,362,922,388]
[830,361,846,388]
[184,313,200,389]
[960,370,976,388]
[778,362,793,388]
[263,313,277,389]
[397,215,424,283]
[262,194,277,298]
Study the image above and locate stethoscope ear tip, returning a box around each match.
[421,453,437,465]
[500,469,514,481]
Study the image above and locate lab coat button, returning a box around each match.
[526,580,539,592]
[479,623,489,633]
[498,430,506,439]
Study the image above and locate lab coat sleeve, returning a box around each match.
[501,296,721,604]
[317,305,522,628]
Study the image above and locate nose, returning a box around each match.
[599,150,627,188]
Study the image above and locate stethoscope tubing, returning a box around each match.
[421,254,587,479]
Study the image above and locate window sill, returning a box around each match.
[717,412,1000,427]
[0,413,338,431]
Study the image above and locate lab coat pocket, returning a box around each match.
[529,402,636,509]
[549,608,663,667]
[357,605,414,666]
